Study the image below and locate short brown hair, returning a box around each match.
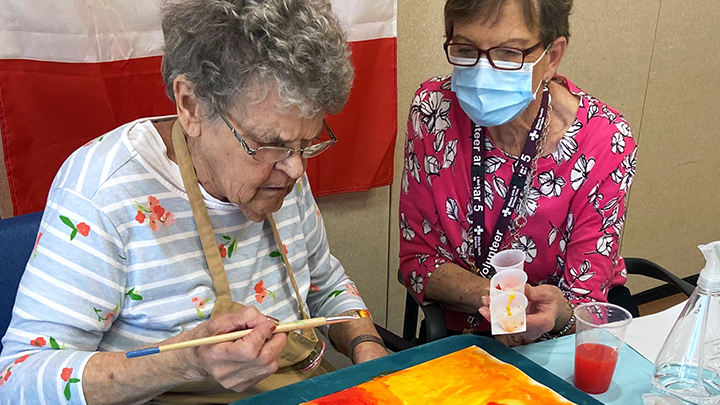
[444,0,572,47]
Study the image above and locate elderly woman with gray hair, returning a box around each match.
[0,0,387,403]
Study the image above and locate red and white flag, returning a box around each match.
[0,0,397,216]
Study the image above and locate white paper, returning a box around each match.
[624,301,686,363]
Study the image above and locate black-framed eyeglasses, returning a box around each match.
[218,112,338,163]
[444,40,544,70]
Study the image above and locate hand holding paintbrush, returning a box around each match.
[126,310,370,358]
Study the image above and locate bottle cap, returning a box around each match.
[698,241,720,292]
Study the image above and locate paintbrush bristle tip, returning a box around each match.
[358,309,370,318]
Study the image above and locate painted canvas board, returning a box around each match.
[302,346,577,405]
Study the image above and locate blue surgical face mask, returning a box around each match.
[451,48,548,127]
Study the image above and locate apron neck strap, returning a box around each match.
[172,120,234,308]
[267,214,309,319]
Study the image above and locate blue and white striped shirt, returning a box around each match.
[0,118,366,404]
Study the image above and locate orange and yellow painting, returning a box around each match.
[303,346,577,405]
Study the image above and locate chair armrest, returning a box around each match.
[625,257,695,297]
[402,290,420,341]
[375,324,415,352]
[399,270,448,343]
[402,291,447,343]
[420,300,447,342]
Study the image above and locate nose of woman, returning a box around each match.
[275,153,305,180]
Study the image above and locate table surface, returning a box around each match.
[234,334,603,405]
[624,301,685,362]
[514,335,655,405]
[230,303,683,405]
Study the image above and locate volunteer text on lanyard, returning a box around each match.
[470,87,550,278]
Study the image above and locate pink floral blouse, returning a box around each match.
[399,75,637,331]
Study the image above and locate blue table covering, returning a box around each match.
[513,335,655,405]
[235,334,602,405]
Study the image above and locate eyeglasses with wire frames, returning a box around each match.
[218,112,338,163]
[444,40,545,70]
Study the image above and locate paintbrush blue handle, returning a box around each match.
[126,346,160,358]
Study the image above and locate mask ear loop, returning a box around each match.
[532,78,549,99]
[530,44,552,99]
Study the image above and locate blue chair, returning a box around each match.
[0,211,43,353]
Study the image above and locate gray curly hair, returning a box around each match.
[160,0,354,119]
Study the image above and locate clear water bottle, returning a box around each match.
[651,242,720,405]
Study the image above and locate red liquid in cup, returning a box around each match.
[574,343,619,394]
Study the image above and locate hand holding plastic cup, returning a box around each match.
[573,302,633,394]
[490,249,527,272]
[490,291,528,335]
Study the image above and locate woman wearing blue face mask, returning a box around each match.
[399,0,638,346]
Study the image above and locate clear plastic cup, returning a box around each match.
[490,249,527,272]
[489,268,528,297]
[574,302,633,394]
[490,291,528,334]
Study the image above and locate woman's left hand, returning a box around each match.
[478,284,572,347]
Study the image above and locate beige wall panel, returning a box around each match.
[621,0,720,292]
[559,0,661,130]
[560,0,663,293]
[316,187,390,326]
[387,0,451,335]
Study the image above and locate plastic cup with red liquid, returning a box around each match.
[573,302,633,394]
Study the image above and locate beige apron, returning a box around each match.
[149,121,333,404]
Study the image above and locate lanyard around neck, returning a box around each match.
[470,88,550,277]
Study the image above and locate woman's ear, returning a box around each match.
[544,36,567,81]
[173,75,203,138]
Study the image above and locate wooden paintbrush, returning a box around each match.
[126,309,370,358]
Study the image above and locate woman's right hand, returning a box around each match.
[179,306,287,392]
[478,284,571,347]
